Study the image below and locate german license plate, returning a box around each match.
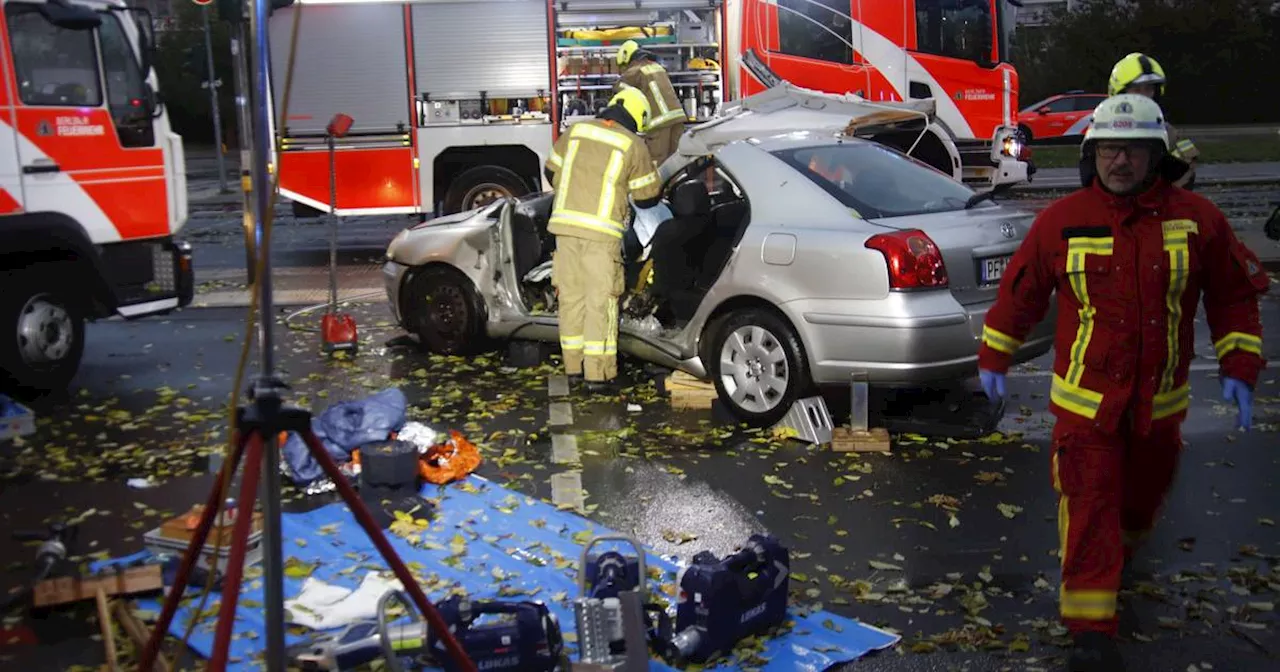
[979,255,1012,285]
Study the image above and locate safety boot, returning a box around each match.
[585,379,619,395]
[1067,632,1125,672]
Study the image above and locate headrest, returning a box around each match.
[670,179,710,217]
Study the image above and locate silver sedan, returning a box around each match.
[384,134,1054,426]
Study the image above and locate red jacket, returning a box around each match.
[978,179,1268,435]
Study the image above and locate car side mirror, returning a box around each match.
[1037,106,1051,115]
[39,0,101,30]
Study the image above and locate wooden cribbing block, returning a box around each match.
[665,371,719,410]
[31,565,163,608]
[830,426,891,453]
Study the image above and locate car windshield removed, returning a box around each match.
[772,143,976,218]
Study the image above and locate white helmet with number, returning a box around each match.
[1084,94,1169,149]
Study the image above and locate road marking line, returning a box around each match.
[551,434,580,465]
[548,374,570,398]
[549,401,574,427]
[550,470,586,512]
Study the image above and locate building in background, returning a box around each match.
[1014,0,1080,26]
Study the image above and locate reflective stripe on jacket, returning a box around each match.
[977,180,1268,434]
[544,118,662,242]
[620,61,686,130]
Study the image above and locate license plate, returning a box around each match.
[979,255,1012,285]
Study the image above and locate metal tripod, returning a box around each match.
[136,1,475,670]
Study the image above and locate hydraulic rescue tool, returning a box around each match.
[429,595,563,672]
[663,534,791,664]
[572,535,651,671]
[319,112,359,355]
[285,590,428,671]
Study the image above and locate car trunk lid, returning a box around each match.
[869,205,1036,306]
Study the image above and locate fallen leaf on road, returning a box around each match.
[869,560,903,571]
[974,471,1006,485]
[1259,518,1275,527]
[997,503,1023,519]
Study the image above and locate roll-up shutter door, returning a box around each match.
[270,4,409,134]
[413,0,551,99]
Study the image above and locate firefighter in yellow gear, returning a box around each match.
[616,39,687,165]
[1108,52,1198,189]
[544,88,663,391]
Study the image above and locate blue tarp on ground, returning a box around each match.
[141,475,899,670]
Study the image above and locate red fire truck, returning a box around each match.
[269,0,1026,219]
[1,0,193,393]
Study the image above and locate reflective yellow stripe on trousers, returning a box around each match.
[1155,220,1196,419]
[1052,237,1113,419]
[1214,331,1264,359]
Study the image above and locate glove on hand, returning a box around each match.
[1222,377,1253,431]
[979,369,1007,402]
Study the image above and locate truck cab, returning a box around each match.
[0,0,192,393]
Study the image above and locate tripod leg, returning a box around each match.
[138,433,247,672]
[208,432,266,671]
[298,429,478,672]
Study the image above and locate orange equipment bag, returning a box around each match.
[418,430,482,485]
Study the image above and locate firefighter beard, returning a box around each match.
[977,181,1268,637]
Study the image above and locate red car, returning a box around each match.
[1018,91,1106,142]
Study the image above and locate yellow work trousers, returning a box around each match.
[644,121,685,166]
[552,235,623,381]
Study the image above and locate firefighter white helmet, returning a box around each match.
[1084,94,1169,149]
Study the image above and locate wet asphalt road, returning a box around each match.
[2,175,1279,669]
[1,293,1278,670]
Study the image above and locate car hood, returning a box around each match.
[669,83,936,163]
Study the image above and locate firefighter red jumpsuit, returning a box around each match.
[977,178,1268,636]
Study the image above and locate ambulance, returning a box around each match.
[1,0,192,392]
[268,0,1028,219]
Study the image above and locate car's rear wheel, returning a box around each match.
[709,308,811,427]
[1017,124,1033,143]
[406,265,488,355]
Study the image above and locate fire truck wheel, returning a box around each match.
[443,166,530,215]
[0,268,86,394]
[407,265,488,355]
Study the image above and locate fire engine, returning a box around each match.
[268,0,1027,219]
[0,0,192,393]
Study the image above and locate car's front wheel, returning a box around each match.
[405,265,488,355]
[709,308,812,427]
[0,265,86,394]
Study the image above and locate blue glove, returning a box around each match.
[980,369,1007,402]
[1222,377,1253,431]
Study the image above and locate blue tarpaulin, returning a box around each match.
[141,476,898,670]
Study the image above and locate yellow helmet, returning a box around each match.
[1108,52,1166,97]
[616,39,640,66]
[609,87,651,131]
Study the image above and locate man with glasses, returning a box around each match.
[975,94,1267,672]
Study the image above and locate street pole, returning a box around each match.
[202,6,229,194]
[248,0,286,667]
[230,22,257,283]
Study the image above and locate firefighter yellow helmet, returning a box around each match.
[616,40,640,66]
[609,87,651,132]
[1084,94,1169,149]
[1108,52,1166,97]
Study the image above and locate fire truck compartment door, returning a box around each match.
[269,4,410,135]
[413,0,551,99]
[0,82,22,214]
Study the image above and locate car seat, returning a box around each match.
[649,179,713,299]
[511,193,555,280]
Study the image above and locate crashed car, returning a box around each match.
[384,88,1054,426]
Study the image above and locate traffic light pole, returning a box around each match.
[230,19,258,283]
[201,6,229,194]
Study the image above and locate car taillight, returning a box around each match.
[865,229,949,290]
